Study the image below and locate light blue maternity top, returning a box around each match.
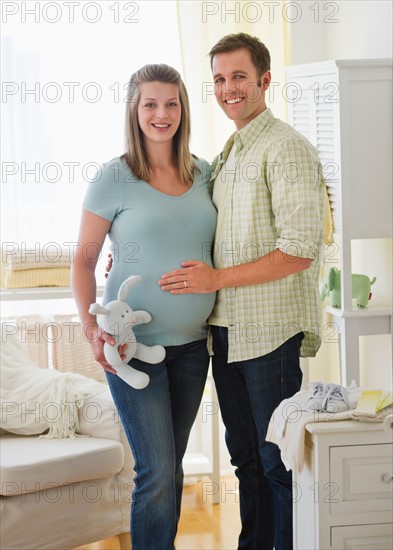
[83,156,217,347]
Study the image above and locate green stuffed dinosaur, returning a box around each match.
[320,267,376,309]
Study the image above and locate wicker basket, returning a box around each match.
[51,314,107,382]
[2,315,50,369]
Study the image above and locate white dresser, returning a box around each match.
[293,420,393,550]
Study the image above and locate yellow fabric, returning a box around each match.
[283,0,292,66]
[324,187,335,244]
[1,267,71,289]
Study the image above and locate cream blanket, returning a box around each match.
[1,327,107,438]
[1,245,73,271]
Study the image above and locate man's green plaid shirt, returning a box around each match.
[208,108,325,362]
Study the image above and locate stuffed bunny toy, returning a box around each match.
[89,275,165,389]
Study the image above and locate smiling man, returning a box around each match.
[159,33,325,550]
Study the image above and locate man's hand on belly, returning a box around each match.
[159,261,220,294]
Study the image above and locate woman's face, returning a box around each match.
[137,81,182,146]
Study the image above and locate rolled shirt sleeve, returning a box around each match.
[270,138,325,261]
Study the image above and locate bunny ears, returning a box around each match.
[88,275,142,316]
[118,275,142,301]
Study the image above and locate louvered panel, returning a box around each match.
[317,147,335,158]
[315,112,333,121]
[315,96,338,226]
[316,128,335,144]
[289,82,339,230]
[315,123,333,133]
[288,80,339,230]
[290,87,313,142]
[319,153,335,163]
[315,95,337,195]
[292,102,309,113]
[317,138,335,149]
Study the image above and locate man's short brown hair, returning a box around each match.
[209,33,271,78]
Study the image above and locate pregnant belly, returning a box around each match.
[135,288,217,346]
[104,273,216,346]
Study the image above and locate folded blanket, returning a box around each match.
[266,390,351,473]
[1,325,107,438]
[2,245,73,271]
[1,267,70,288]
[351,404,393,423]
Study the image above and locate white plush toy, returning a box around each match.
[89,275,165,389]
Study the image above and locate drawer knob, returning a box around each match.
[382,473,393,484]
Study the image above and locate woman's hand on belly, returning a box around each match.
[159,260,220,294]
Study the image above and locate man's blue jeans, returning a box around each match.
[211,326,303,550]
[106,339,209,550]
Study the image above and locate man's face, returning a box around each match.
[212,48,271,130]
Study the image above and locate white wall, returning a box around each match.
[325,0,393,61]
[290,0,393,64]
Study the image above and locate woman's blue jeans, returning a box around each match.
[211,326,303,550]
[106,339,209,550]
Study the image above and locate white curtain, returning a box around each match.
[1,0,183,266]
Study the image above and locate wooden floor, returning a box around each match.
[74,476,240,550]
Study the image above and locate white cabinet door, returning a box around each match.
[331,523,393,550]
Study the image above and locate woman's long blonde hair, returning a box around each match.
[122,64,196,185]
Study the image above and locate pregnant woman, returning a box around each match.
[71,64,217,550]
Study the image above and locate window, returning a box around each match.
[1,0,182,280]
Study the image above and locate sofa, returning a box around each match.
[0,316,133,550]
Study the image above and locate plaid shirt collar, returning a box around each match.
[210,108,274,183]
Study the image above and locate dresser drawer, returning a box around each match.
[331,523,393,550]
[330,443,393,515]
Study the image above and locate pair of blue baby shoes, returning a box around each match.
[306,382,350,413]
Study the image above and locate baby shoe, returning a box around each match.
[306,382,328,411]
[322,384,350,413]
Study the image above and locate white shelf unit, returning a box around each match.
[0,286,105,301]
[285,59,393,385]
[293,420,393,550]
[0,286,220,502]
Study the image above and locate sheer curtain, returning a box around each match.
[1,0,182,279]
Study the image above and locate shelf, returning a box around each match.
[325,302,393,319]
[0,286,104,302]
